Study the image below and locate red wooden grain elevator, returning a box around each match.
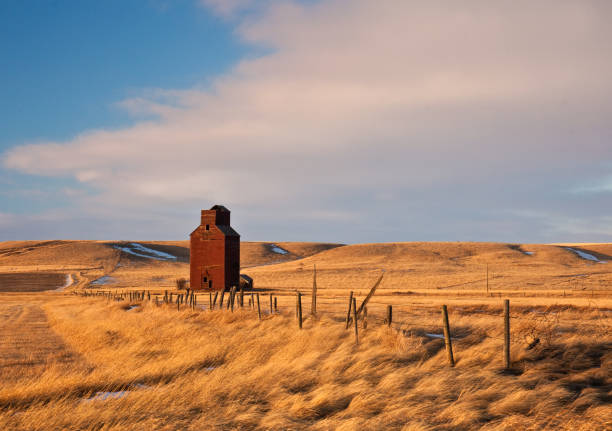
[190,205,240,291]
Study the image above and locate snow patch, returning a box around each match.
[424,333,460,340]
[565,247,607,263]
[114,243,177,261]
[91,276,117,285]
[55,274,73,291]
[524,251,534,256]
[126,305,140,311]
[86,390,130,402]
[270,244,289,255]
[83,384,148,402]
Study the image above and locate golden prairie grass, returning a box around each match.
[1,241,611,429]
[0,293,609,430]
[3,241,612,302]
[246,242,612,294]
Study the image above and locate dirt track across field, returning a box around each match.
[0,294,79,382]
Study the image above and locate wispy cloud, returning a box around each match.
[199,0,258,18]
[3,0,612,241]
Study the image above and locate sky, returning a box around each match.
[1,0,612,244]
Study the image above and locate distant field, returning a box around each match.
[0,272,67,292]
[0,240,342,291]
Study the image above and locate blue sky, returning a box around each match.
[2,1,612,243]
[1,0,248,230]
[0,1,245,145]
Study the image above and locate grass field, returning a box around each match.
[0,241,610,430]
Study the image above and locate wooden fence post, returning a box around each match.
[441,305,455,367]
[355,272,385,318]
[230,287,236,312]
[256,293,261,320]
[274,296,277,313]
[297,292,303,329]
[219,290,225,309]
[176,294,180,311]
[345,291,354,329]
[386,305,392,328]
[311,264,317,317]
[269,293,273,315]
[352,297,358,344]
[209,291,212,310]
[212,292,218,310]
[504,299,510,369]
[363,306,368,329]
[251,292,255,309]
[240,287,244,308]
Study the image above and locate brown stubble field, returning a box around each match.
[0,240,610,430]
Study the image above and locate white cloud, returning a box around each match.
[3,0,612,241]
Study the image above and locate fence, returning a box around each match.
[72,277,610,371]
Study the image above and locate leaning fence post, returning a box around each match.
[256,293,261,320]
[212,292,218,310]
[345,291,354,329]
[219,290,225,309]
[504,299,510,369]
[386,305,392,328]
[441,305,455,367]
[363,306,368,329]
[352,297,358,344]
[297,292,303,329]
[355,272,384,318]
